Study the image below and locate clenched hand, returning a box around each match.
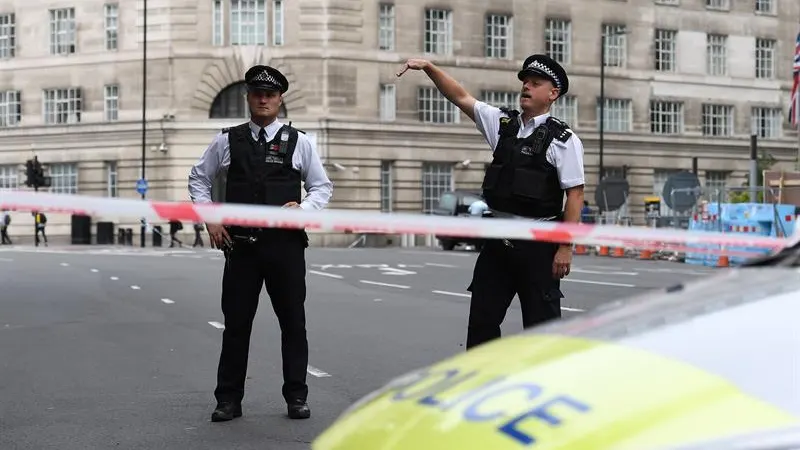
[552,246,572,279]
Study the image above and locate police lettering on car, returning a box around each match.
[188,64,333,422]
[397,54,585,349]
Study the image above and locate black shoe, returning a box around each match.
[287,399,311,419]
[211,402,242,422]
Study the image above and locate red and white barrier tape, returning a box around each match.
[0,191,793,256]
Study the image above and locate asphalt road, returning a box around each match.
[0,245,719,449]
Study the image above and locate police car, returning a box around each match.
[311,239,800,449]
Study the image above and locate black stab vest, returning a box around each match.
[481,109,572,219]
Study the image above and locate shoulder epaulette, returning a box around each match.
[221,127,231,134]
[546,116,572,143]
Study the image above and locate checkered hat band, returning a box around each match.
[253,71,280,87]
[525,61,560,89]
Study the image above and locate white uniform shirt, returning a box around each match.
[188,120,333,210]
[473,101,585,190]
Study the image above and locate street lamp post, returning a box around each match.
[140,0,147,248]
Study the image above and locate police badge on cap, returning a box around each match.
[244,65,289,94]
[517,54,569,98]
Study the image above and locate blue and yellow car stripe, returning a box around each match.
[312,333,796,449]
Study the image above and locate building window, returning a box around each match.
[209,81,287,118]
[0,13,15,59]
[0,90,21,127]
[104,85,119,121]
[43,88,82,125]
[704,170,728,197]
[380,160,393,212]
[49,8,76,55]
[485,14,512,59]
[49,163,78,195]
[650,101,683,135]
[480,91,519,110]
[602,24,626,68]
[654,29,676,72]
[706,0,729,10]
[104,4,118,50]
[272,0,283,45]
[230,0,267,45]
[755,0,775,14]
[379,84,396,121]
[212,0,224,46]
[418,87,459,124]
[378,4,394,51]
[597,98,632,132]
[106,162,118,197]
[544,19,571,65]
[552,95,578,127]
[421,162,453,214]
[423,9,452,55]
[0,165,18,190]
[701,104,733,137]
[755,38,775,79]
[706,34,727,76]
[751,107,781,139]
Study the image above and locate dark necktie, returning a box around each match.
[258,128,267,146]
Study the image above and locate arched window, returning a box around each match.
[209,81,288,119]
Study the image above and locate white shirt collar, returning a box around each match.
[520,112,550,129]
[248,119,283,139]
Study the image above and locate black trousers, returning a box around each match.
[214,230,308,405]
[465,238,563,349]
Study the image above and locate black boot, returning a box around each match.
[287,399,310,419]
[211,402,242,422]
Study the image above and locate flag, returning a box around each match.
[790,31,800,126]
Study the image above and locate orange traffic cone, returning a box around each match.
[599,246,609,256]
[717,254,729,267]
[574,244,587,255]
[639,249,653,260]
[612,247,625,257]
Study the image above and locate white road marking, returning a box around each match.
[571,268,638,276]
[90,269,99,273]
[425,262,458,268]
[307,365,331,378]
[399,250,471,257]
[564,279,635,288]
[561,306,585,312]
[374,298,383,302]
[359,280,410,289]
[130,285,141,290]
[432,290,470,298]
[0,258,12,262]
[161,298,175,304]
[310,270,343,279]
[110,276,119,281]
[60,262,69,267]
[208,321,225,329]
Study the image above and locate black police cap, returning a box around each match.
[244,65,289,94]
[517,54,569,98]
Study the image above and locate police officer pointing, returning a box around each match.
[397,54,585,349]
[188,65,333,421]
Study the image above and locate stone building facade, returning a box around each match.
[0,0,798,244]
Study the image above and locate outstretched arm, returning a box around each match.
[397,59,478,122]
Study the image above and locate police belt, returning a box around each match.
[486,210,562,222]
[226,226,303,244]
[483,210,563,248]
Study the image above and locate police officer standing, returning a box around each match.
[188,65,333,422]
[397,54,585,349]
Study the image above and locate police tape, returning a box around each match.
[0,190,794,256]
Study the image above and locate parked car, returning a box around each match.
[431,190,486,251]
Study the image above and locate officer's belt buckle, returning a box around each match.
[232,234,258,244]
